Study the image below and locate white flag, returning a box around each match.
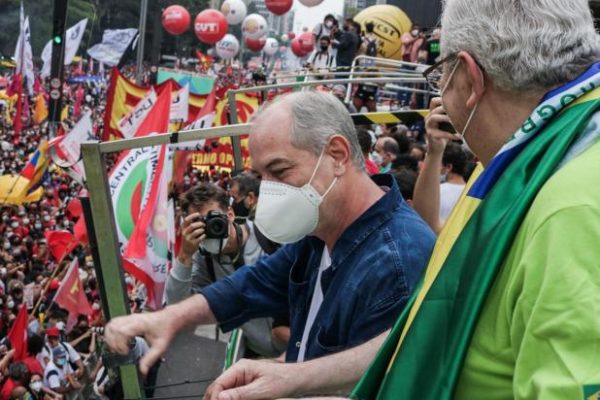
[41,19,88,77]
[87,28,138,67]
[118,88,158,139]
[170,84,189,122]
[170,111,216,151]
[14,5,35,94]
[55,111,95,183]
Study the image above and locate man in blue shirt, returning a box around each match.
[104,91,435,372]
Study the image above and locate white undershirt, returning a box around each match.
[297,247,331,362]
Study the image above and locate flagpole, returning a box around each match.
[136,0,148,84]
[30,257,70,318]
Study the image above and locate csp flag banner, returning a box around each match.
[123,144,172,309]
[118,88,157,139]
[87,28,138,67]
[41,19,88,77]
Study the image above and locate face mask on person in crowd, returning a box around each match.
[34,223,42,230]
[55,357,67,367]
[29,381,43,392]
[22,218,29,225]
[255,145,337,244]
[7,300,15,309]
[371,152,383,166]
[92,302,101,311]
[411,29,419,37]
[10,222,18,229]
[320,44,329,51]
[325,20,333,29]
[43,215,51,222]
[440,60,482,154]
[3,243,10,250]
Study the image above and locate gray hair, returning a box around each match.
[253,91,365,169]
[441,0,600,92]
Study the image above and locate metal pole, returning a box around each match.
[81,143,143,400]
[136,0,148,84]
[228,90,244,172]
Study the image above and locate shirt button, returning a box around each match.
[296,341,301,348]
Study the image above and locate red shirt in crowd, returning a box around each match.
[22,355,44,376]
[0,378,17,400]
[365,158,379,175]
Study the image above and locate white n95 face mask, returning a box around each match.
[255,149,337,244]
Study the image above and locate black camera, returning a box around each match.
[201,211,229,239]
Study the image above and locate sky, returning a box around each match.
[291,0,345,33]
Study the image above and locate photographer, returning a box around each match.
[164,183,285,358]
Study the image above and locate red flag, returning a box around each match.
[73,217,88,245]
[73,85,85,119]
[53,259,92,332]
[44,230,77,262]
[133,81,172,138]
[66,198,83,220]
[8,306,28,361]
[10,74,23,137]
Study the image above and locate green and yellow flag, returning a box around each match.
[352,63,600,399]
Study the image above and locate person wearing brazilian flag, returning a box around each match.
[204,0,600,399]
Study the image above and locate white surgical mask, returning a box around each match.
[371,152,383,166]
[92,302,100,311]
[30,381,43,392]
[440,60,481,154]
[200,237,229,255]
[255,148,337,244]
[10,222,18,229]
[325,20,333,29]
[7,301,14,309]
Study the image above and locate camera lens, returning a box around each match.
[208,218,228,238]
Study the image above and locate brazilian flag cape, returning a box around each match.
[352,62,600,399]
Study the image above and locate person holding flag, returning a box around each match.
[193,0,600,399]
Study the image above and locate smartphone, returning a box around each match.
[439,121,457,134]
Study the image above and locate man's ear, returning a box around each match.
[458,51,485,109]
[327,135,351,176]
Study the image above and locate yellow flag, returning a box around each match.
[33,94,48,125]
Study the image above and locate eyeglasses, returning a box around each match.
[422,53,460,93]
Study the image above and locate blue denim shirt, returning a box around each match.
[202,174,435,361]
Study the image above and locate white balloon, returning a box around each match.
[221,0,247,25]
[242,14,268,39]
[216,34,240,60]
[298,0,324,6]
[264,38,279,56]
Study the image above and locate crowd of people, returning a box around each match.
[4,0,596,399]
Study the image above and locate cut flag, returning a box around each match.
[53,259,92,332]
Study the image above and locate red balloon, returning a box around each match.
[291,37,308,57]
[265,0,293,15]
[245,36,267,52]
[162,5,191,35]
[287,31,296,40]
[194,9,228,44]
[298,32,314,53]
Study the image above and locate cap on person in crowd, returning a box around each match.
[46,327,60,338]
[52,346,66,359]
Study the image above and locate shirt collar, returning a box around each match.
[328,174,402,269]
